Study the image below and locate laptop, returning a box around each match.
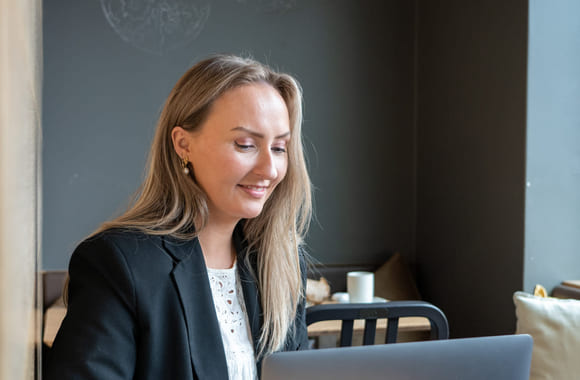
[262,334,533,380]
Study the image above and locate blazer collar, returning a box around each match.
[163,236,229,379]
[161,226,264,379]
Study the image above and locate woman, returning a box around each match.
[46,55,312,380]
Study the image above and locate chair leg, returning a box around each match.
[363,319,377,345]
[340,319,354,346]
[385,317,399,343]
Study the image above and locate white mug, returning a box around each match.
[347,271,374,303]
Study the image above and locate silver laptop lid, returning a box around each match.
[262,334,533,380]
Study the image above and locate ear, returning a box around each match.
[171,126,191,158]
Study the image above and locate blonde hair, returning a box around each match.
[93,55,312,355]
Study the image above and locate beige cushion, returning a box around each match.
[374,252,421,301]
[513,291,580,380]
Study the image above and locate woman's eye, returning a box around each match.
[235,142,254,150]
[272,146,286,154]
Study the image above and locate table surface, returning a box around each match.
[563,280,580,289]
[44,304,66,348]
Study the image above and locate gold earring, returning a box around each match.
[181,156,190,175]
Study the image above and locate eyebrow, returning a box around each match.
[231,126,290,139]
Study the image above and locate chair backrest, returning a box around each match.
[306,301,449,346]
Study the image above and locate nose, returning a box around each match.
[254,150,278,180]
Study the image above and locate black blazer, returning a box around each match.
[45,227,308,380]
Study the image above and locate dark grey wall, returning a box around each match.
[42,1,417,269]
[43,0,580,339]
[415,1,528,337]
[524,0,580,292]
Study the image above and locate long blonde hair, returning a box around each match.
[94,55,312,355]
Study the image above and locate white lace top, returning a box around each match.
[207,262,258,380]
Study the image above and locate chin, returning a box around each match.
[238,206,265,220]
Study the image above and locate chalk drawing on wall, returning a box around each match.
[100,0,211,55]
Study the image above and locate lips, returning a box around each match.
[238,184,269,198]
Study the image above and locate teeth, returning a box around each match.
[245,185,265,190]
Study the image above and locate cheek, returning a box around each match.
[216,154,252,185]
[193,150,238,187]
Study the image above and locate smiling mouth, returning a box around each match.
[238,184,269,198]
[239,185,268,190]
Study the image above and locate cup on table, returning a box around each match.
[347,271,374,303]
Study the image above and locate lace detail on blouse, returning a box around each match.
[207,262,258,380]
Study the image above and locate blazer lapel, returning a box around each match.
[163,236,229,380]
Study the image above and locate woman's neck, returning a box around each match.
[197,220,237,269]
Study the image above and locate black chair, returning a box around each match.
[306,301,449,346]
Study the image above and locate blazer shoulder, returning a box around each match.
[72,229,181,283]
[77,228,159,259]
[83,227,154,246]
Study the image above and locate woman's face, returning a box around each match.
[183,83,290,226]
